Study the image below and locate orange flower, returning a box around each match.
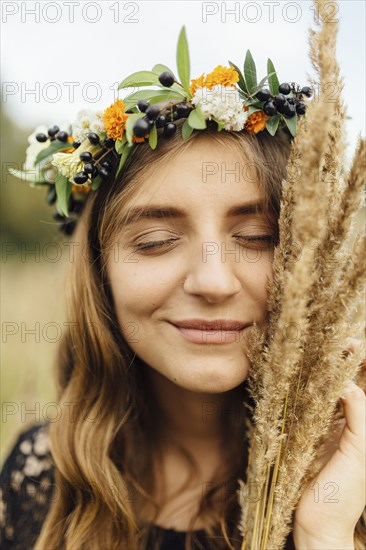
[205,65,239,89]
[132,134,149,143]
[189,65,239,96]
[103,99,129,141]
[189,74,205,96]
[245,111,270,134]
[71,183,91,194]
[63,135,76,154]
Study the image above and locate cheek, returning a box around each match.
[240,251,273,306]
[107,258,177,320]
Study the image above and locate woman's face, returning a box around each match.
[107,138,276,393]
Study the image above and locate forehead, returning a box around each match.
[130,137,264,204]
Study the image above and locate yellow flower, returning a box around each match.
[245,111,270,134]
[103,99,129,141]
[205,65,239,89]
[189,65,239,96]
[189,74,205,96]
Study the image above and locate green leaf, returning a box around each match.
[181,119,194,140]
[35,141,73,165]
[176,26,191,97]
[187,106,207,129]
[228,60,248,93]
[211,116,225,132]
[244,50,257,94]
[267,59,280,96]
[152,64,176,77]
[123,89,186,108]
[118,70,161,89]
[265,114,280,136]
[55,173,72,217]
[125,113,145,144]
[8,167,48,184]
[148,124,158,150]
[283,114,297,137]
[249,73,276,96]
[115,133,127,153]
[91,175,102,190]
[247,106,263,116]
[116,143,135,177]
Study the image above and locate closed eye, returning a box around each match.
[133,235,276,252]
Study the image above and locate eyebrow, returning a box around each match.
[123,200,268,226]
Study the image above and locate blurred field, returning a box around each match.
[1,257,68,464]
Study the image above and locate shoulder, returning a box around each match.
[0,422,55,549]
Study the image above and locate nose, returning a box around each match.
[183,239,242,303]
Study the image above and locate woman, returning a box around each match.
[1,119,365,549]
[1,8,366,545]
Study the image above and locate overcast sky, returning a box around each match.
[1,1,365,158]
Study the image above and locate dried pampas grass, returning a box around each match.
[237,1,366,548]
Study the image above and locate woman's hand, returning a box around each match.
[293,337,366,549]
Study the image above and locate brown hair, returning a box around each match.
[35,120,294,549]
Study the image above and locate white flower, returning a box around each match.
[52,140,102,181]
[191,85,248,131]
[24,122,71,170]
[71,109,105,143]
[52,151,84,180]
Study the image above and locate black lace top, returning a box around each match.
[0,423,296,549]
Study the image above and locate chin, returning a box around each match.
[166,358,250,394]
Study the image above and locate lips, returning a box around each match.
[169,320,252,345]
[170,319,250,331]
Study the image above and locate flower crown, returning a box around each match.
[10,26,312,236]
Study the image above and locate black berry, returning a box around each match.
[133,118,150,138]
[301,86,312,98]
[176,103,191,118]
[56,131,69,142]
[36,133,48,143]
[104,138,115,148]
[145,104,160,121]
[53,211,66,221]
[48,126,59,137]
[137,99,149,112]
[158,71,175,87]
[163,122,176,138]
[283,103,296,118]
[80,151,92,162]
[69,200,84,214]
[274,94,286,108]
[74,171,89,184]
[125,109,134,114]
[256,88,271,102]
[87,133,100,145]
[156,114,167,128]
[279,83,291,95]
[83,162,95,174]
[296,102,307,115]
[72,142,81,149]
[101,159,112,170]
[263,101,277,116]
[99,168,110,179]
[59,219,77,236]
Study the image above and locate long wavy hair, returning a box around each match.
[34,120,297,549]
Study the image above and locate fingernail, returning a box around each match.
[340,380,356,399]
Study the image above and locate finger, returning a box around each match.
[340,380,366,440]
